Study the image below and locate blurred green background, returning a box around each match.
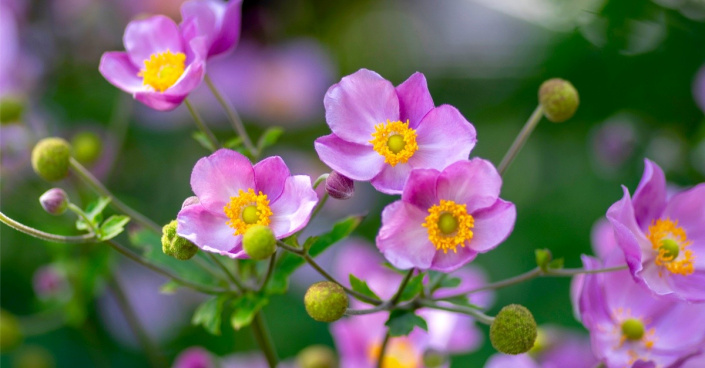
[1,0,704,366]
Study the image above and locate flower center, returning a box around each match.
[369,120,418,167]
[368,338,419,368]
[422,200,474,254]
[223,189,273,236]
[646,218,694,276]
[621,318,645,341]
[139,50,186,92]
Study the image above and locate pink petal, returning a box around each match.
[606,186,652,283]
[124,15,184,68]
[429,245,478,272]
[467,199,516,253]
[324,69,399,145]
[314,134,385,181]
[662,183,705,246]
[268,175,318,238]
[98,52,143,93]
[370,162,412,195]
[632,159,666,230]
[436,158,502,213]
[401,168,440,210]
[177,203,245,258]
[410,104,477,171]
[190,149,255,215]
[395,72,434,129]
[376,201,436,270]
[253,156,290,202]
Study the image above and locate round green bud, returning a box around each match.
[490,304,538,355]
[0,96,25,124]
[242,225,276,260]
[422,349,447,368]
[538,78,579,123]
[71,131,102,165]
[13,346,55,368]
[296,345,338,368]
[0,310,22,352]
[31,138,72,182]
[39,188,69,216]
[161,220,198,260]
[304,281,348,322]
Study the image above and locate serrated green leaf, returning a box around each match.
[159,280,181,294]
[548,257,564,270]
[76,197,111,231]
[440,276,461,289]
[192,131,217,152]
[98,215,130,240]
[349,274,380,300]
[303,236,319,252]
[256,127,284,152]
[192,295,228,335]
[398,273,424,302]
[230,294,269,330]
[535,248,553,271]
[385,310,427,337]
[224,136,243,150]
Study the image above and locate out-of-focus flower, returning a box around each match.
[377,159,516,272]
[590,218,619,260]
[528,325,597,368]
[314,69,477,194]
[177,149,318,259]
[484,353,539,368]
[33,265,71,301]
[573,253,705,367]
[606,159,705,301]
[180,0,242,59]
[590,113,639,174]
[173,348,299,368]
[0,0,40,99]
[172,346,215,368]
[99,15,207,111]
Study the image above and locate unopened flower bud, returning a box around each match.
[71,131,102,165]
[39,188,68,216]
[181,196,200,209]
[538,78,579,123]
[325,172,354,200]
[0,96,24,124]
[422,349,447,368]
[162,220,198,260]
[0,310,22,352]
[31,138,72,182]
[296,345,338,368]
[242,225,276,260]
[304,281,348,322]
[490,304,538,355]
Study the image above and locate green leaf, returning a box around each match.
[192,295,228,335]
[349,274,380,300]
[441,295,483,309]
[548,257,564,270]
[230,294,269,330]
[76,197,111,231]
[256,127,284,152]
[385,310,427,337]
[224,136,243,150]
[192,131,216,152]
[308,215,363,258]
[440,276,461,289]
[159,280,181,294]
[302,236,319,252]
[98,215,130,240]
[398,273,424,302]
[535,248,553,271]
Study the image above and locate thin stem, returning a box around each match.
[206,252,245,291]
[390,269,415,305]
[184,98,221,151]
[69,158,161,234]
[309,193,329,223]
[252,312,278,368]
[345,303,391,316]
[313,174,329,189]
[545,265,628,276]
[192,256,229,282]
[497,105,544,176]
[376,331,391,368]
[204,75,257,156]
[258,253,277,292]
[437,268,542,301]
[0,211,95,243]
[67,203,98,235]
[417,300,495,325]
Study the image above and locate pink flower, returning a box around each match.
[314,69,477,194]
[99,15,207,111]
[376,159,516,272]
[180,0,243,59]
[177,149,318,259]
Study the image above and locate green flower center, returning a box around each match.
[387,134,406,154]
[621,318,645,341]
[659,238,680,260]
[438,212,458,235]
[241,205,260,225]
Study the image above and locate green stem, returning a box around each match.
[417,300,495,325]
[184,98,221,151]
[252,312,278,368]
[257,253,277,292]
[497,105,544,176]
[69,158,161,234]
[313,174,329,189]
[376,331,391,368]
[545,265,627,276]
[67,203,98,235]
[204,75,257,156]
[0,211,95,243]
[390,269,415,306]
[206,252,245,291]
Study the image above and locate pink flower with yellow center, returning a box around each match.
[176,149,318,258]
[314,69,477,195]
[180,0,243,59]
[607,159,705,302]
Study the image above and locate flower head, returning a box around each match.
[376,159,516,271]
[176,149,318,259]
[606,159,705,301]
[180,0,243,59]
[99,15,207,111]
[315,69,477,194]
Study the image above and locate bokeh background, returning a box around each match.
[2,0,705,366]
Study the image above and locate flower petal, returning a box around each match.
[124,15,184,68]
[632,159,666,230]
[467,199,516,253]
[177,203,245,258]
[324,69,399,144]
[410,104,477,171]
[401,168,440,210]
[376,201,436,270]
[436,158,501,213]
[662,183,705,246]
[269,175,318,238]
[253,156,290,202]
[98,52,143,93]
[395,72,434,129]
[606,186,652,284]
[190,149,255,215]
[133,50,206,111]
[370,162,412,195]
[314,134,385,181]
[429,245,478,272]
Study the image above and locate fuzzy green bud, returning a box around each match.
[538,78,579,123]
[161,220,198,260]
[490,304,538,355]
[0,310,22,352]
[13,346,55,368]
[242,225,276,260]
[422,349,447,368]
[296,345,338,368]
[304,281,348,322]
[31,138,72,182]
[39,188,69,215]
[71,131,102,165]
[0,96,24,124]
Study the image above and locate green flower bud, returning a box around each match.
[71,131,102,165]
[422,349,447,368]
[242,225,276,260]
[39,188,69,216]
[13,346,55,368]
[304,281,348,322]
[161,220,198,260]
[31,138,72,182]
[490,304,538,355]
[0,96,25,124]
[296,345,338,368]
[0,310,22,352]
[538,78,579,123]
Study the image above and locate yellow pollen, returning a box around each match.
[223,189,273,236]
[369,120,418,166]
[368,338,419,368]
[646,218,694,276]
[422,200,474,254]
[139,50,186,92]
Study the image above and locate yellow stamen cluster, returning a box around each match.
[369,120,418,167]
[223,189,273,236]
[368,338,419,368]
[646,218,694,276]
[612,308,656,364]
[139,50,186,92]
[422,200,474,254]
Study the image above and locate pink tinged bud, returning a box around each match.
[182,196,200,209]
[39,188,68,215]
[32,265,70,301]
[325,172,354,200]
